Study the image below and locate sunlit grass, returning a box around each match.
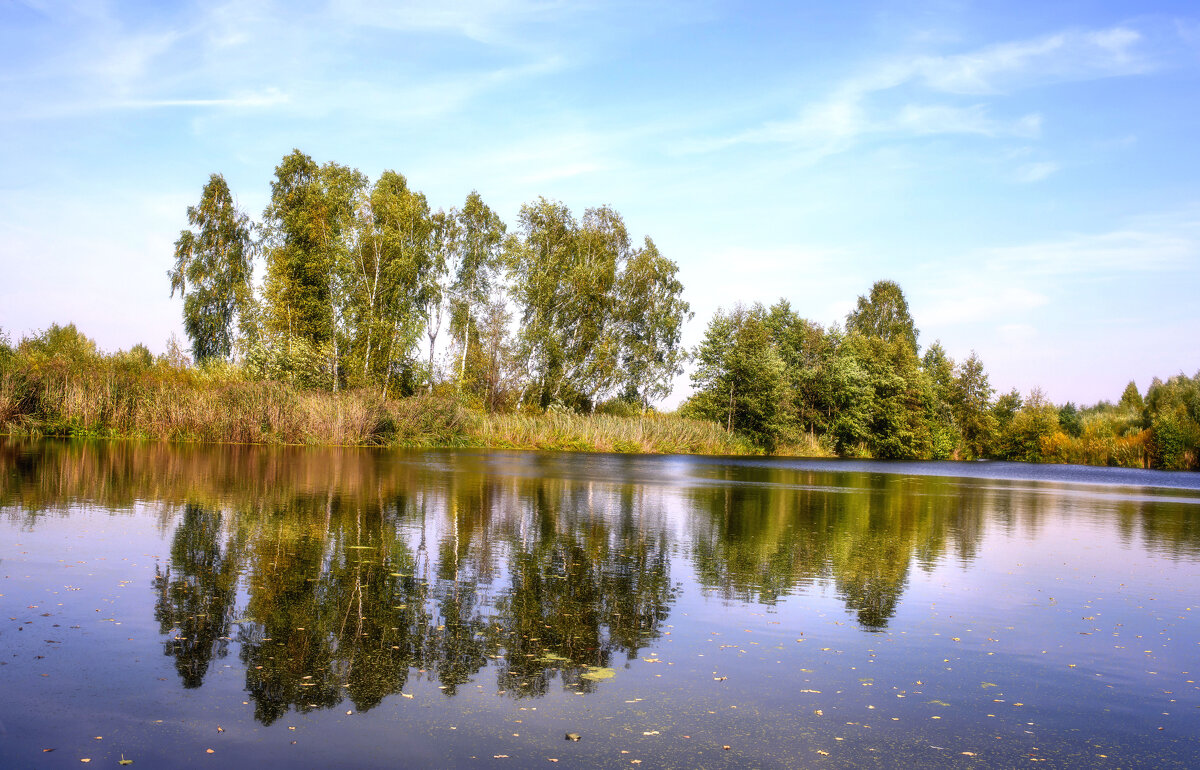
[0,360,758,454]
[475,411,758,455]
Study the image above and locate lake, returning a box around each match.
[2,439,1198,768]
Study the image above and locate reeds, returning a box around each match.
[0,361,478,448]
[0,359,754,454]
[475,411,757,455]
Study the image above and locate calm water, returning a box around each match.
[2,439,1198,768]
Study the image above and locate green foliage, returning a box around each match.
[846,332,938,460]
[170,174,254,363]
[845,280,918,351]
[614,237,692,408]
[1119,380,1144,411]
[261,150,367,389]
[346,170,432,395]
[999,389,1061,462]
[9,149,1173,469]
[507,199,622,409]
[1144,374,1200,470]
[685,305,787,450]
[506,199,688,413]
[951,352,996,459]
[449,190,506,388]
[1058,401,1083,438]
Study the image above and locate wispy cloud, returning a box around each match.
[916,206,1200,333]
[114,88,290,110]
[978,215,1200,276]
[331,0,576,48]
[1012,161,1060,183]
[682,24,1155,161]
[2,0,574,123]
[894,103,1040,137]
[913,27,1150,94]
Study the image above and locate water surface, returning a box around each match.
[2,440,1198,767]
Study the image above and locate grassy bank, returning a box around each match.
[0,354,757,455]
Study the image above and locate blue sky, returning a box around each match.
[2,0,1198,406]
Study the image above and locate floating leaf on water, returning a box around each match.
[581,667,615,681]
[565,733,581,741]
[119,755,133,765]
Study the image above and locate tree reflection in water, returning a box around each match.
[4,440,1196,725]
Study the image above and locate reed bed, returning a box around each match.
[475,411,758,455]
[1,363,478,448]
[1,361,755,454]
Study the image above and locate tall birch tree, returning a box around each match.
[169,174,254,363]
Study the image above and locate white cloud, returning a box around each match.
[684,24,1154,160]
[114,88,290,110]
[915,27,1149,94]
[977,217,1200,276]
[1012,161,1059,183]
[908,207,1200,350]
[894,103,1041,137]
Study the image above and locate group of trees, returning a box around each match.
[683,280,1200,469]
[169,150,690,412]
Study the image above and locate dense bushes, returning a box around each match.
[682,283,1199,470]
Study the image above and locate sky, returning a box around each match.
[1,0,1198,408]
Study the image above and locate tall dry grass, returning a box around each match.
[476,411,758,455]
[1,362,477,448]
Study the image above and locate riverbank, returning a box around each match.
[0,362,761,455]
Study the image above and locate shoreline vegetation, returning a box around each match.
[0,344,758,455]
[1,323,1196,468]
[4,149,1197,468]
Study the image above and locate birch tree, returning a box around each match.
[614,237,691,409]
[450,191,505,387]
[170,174,254,363]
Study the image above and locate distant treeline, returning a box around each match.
[3,148,1197,468]
[166,149,690,413]
[680,280,1200,470]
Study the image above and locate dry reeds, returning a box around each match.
[476,411,757,455]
